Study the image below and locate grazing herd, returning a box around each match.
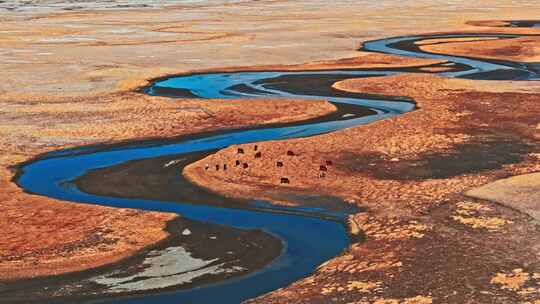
[204,145,333,184]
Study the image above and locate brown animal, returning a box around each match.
[319,165,328,172]
[326,160,333,166]
[255,152,262,158]
[276,161,284,167]
[216,165,220,171]
[287,150,295,156]
[235,160,240,166]
[243,163,249,169]
[223,164,227,171]
[238,148,244,154]
[254,145,258,151]
[280,177,290,184]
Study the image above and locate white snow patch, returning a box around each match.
[90,246,245,293]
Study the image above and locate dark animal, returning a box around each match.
[235,160,240,166]
[254,145,258,151]
[216,165,220,171]
[287,150,295,156]
[238,148,244,154]
[276,161,284,167]
[223,164,227,171]
[255,152,262,158]
[319,165,328,172]
[243,163,249,169]
[280,177,290,184]
[326,160,333,166]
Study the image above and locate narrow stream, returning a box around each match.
[13,31,538,303]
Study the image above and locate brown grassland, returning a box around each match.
[0,1,539,303]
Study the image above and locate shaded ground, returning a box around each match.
[336,133,533,180]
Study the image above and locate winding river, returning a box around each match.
[13,30,539,303]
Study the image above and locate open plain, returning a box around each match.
[0,0,539,303]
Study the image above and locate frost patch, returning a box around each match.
[90,246,244,293]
